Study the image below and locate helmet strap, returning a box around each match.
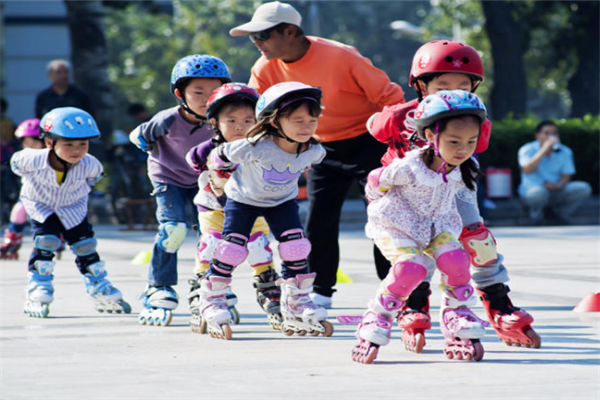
[48,141,70,184]
[432,122,455,183]
[272,119,304,156]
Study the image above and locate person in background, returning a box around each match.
[35,60,93,119]
[518,120,592,225]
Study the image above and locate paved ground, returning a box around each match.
[1,224,599,400]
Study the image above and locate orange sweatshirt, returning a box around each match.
[249,36,405,142]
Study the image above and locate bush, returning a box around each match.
[479,114,600,194]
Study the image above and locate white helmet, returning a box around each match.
[255,81,321,121]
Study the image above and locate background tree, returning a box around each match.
[64,0,113,153]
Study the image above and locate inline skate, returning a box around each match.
[83,261,131,314]
[199,275,233,340]
[279,273,333,338]
[253,268,282,330]
[1,229,23,260]
[138,285,178,326]
[23,260,55,318]
[188,273,239,333]
[397,282,432,354]
[477,283,541,348]
[440,284,488,361]
[352,293,404,364]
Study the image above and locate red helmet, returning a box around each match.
[409,40,484,90]
[15,118,41,139]
[206,83,260,120]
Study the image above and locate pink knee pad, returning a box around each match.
[436,246,471,287]
[383,255,428,299]
[278,229,311,270]
[212,233,249,275]
[10,202,27,224]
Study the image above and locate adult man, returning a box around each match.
[230,1,405,307]
[518,120,592,224]
[35,60,93,119]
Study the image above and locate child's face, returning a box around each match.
[46,138,89,164]
[213,104,255,142]
[22,137,44,149]
[422,73,473,96]
[426,117,479,167]
[277,103,318,144]
[179,78,223,118]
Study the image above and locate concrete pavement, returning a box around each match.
[1,224,599,400]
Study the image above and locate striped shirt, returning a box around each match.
[10,148,103,230]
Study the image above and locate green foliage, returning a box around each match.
[480,115,600,194]
[105,0,258,127]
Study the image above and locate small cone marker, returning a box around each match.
[132,250,152,265]
[336,268,353,284]
[572,292,600,312]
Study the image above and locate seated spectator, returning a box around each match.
[518,120,592,224]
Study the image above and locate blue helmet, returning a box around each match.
[40,107,101,140]
[170,55,232,93]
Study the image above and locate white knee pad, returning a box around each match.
[278,229,311,271]
[247,232,273,268]
[71,237,98,257]
[197,230,222,263]
[157,222,188,253]
[34,235,61,253]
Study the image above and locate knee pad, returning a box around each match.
[435,243,471,287]
[383,254,429,299]
[278,229,311,270]
[212,233,249,275]
[247,232,273,268]
[460,222,498,267]
[34,234,61,253]
[197,230,222,263]
[10,202,27,224]
[157,222,188,253]
[71,237,98,257]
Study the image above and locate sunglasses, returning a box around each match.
[249,26,278,43]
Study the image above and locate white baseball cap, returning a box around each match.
[229,1,302,37]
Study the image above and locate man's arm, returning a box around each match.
[520,138,555,174]
[350,54,405,107]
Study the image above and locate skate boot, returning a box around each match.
[23,260,55,318]
[477,283,541,348]
[199,275,233,340]
[279,272,334,337]
[1,229,23,260]
[352,293,404,364]
[83,261,131,314]
[397,282,432,354]
[188,272,239,333]
[440,284,489,361]
[253,268,283,330]
[138,285,178,327]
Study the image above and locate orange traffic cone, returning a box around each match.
[572,293,600,312]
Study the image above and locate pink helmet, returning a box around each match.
[15,118,41,139]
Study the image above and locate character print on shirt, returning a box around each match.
[262,164,302,191]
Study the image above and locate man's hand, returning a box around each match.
[543,182,561,191]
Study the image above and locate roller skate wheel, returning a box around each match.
[297,330,307,337]
[454,350,463,360]
[200,319,207,334]
[282,326,295,336]
[138,315,147,325]
[119,301,132,314]
[472,340,485,362]
[526,329,542,349]
[320,320,334,337]
[230,308,240,325]
[352,341,378,364]
[309,330,320,337]
[445,350,454,360]
[221,324,232,340]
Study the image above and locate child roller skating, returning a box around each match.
[201,82,332,340]
[353,90,490,363]
[1,119,45,261]
[12,107,131,318]
[186,83,283,333]
[130,54,233,327]
[368,40,540,353]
